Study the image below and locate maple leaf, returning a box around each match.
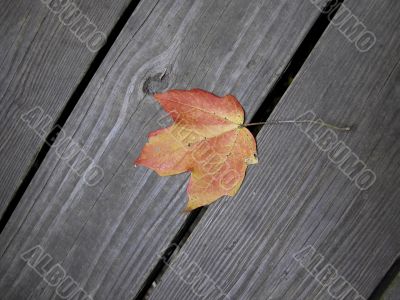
[135,89,258,211]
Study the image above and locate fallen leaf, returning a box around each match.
[135,89,258,211]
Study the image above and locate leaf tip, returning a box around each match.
[246,153,258,165]
[133,156,143,167]
[182,206,193,213]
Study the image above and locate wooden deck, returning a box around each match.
[0,0,399,299]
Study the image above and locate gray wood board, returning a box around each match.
[0,0,329,299]
[0,0,132,217]
[149,0,400,299]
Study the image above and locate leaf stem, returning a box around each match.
[242,120,351,131]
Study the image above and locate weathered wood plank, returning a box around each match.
[0,0,132,217]
[149,0,400,299]
[0,0,329,299]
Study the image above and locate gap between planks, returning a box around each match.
[0,0,143,235]
[133,0,345,299]
[369,257,400,300]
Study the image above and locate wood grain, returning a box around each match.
[0,0,131,217]
[149,0,400,299]
[0,0,329,299]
